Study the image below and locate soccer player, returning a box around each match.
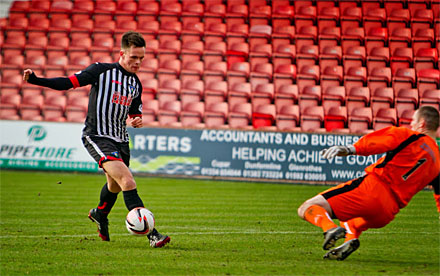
[23,31,170,248]
[298,106,440,260]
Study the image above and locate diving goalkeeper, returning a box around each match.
[297,106,440,260]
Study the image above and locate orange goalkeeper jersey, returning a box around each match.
[353,126,440,209]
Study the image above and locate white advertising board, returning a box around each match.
[0,120,98,172]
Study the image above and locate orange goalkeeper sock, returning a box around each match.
[304,205,338,232]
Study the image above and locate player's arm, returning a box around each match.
[353,126,411,156]
[127,83,143,128]
[24,63,100,90]
[23,69,73,90]
[320,127,411,159]
[429,173,440,214]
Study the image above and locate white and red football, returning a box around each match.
[125,207,155,236]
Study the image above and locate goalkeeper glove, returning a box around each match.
[320,145,356,159]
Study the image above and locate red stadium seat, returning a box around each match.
[157,79,181,106]
[373,108,398,130]
[388,28,412,53]
[248,25,272,48]
[387,9,410,34]
[181,22,204,44]
[252,104,276,130]
[399,109,415,128]
[395,89,419,118]
[365,28,388,53]
[371,87,394,116]
[272,4,294,30]
[180,80,204,106]
[158,21,182,44]
[295,26,318,51]
[273,83,298,110]
[204,3,226,26]
[227,62,250,86]
[318,7,340,33]
[181,2,204,25]
[251,83,274,109]
[340,7,362,33]
[318,27,341,50]
[366,47,390,75]
[228,103,252,130]
[346,87,370,114]
[324,106,347,132]
[296,65,320,93]
[342,46,366,73]
[411,9,433,32]
[203,41,226,66]
[157,100,181,127]
[420,89,440,109]
[249,43,272,68]
[295,6,317,32]
[204,23,226,44]
[204,81,228,106]
[298,85,321,113]
[320,66,344,91]
[301,105,325,132]
[392,68,416,95]
[226,42,249,68]
[276,105,300,131]
[390,47,413,74]
[272,44,296,68]
[296,45,319,72]
[19,94,44,121]
[417,69,440,96]
[226,4,248,27]
[180,101,205,128]
[203,61,227,84]
[412,28,435,54]
[272,25,295,50]
[137,0,159,21]
[227,82,252,109]
[363,8,386,34]
[249,5,271,26]
[414,48,438,71]
[204,102,229,129]
[322,86,346,113]
[344,66,367,93]
[348,107,373,134]
[368,67,392,93]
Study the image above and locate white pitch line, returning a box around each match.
[0,230,436,239]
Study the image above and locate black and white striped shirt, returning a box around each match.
[71,62,143,143]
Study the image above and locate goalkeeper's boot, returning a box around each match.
[324,239,360,261]
[147,228,170,248]
[323,226,346,250]
[88,208,110,241]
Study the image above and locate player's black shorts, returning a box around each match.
[82,136,130,168]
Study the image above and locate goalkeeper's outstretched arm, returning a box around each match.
[320,145,356,159]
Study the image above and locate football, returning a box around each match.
[125,207,155,236]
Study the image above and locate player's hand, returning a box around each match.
[23,69,33,82]
[320,146,356,159]
[130,117,143,128]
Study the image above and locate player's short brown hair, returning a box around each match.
[418,106,439,131]
[121,31,146,49]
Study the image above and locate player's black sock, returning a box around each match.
[97,183,118,216]
[123,189,144,211]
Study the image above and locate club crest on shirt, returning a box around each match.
[129,85,140,98]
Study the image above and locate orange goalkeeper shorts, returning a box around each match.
[320,174,400,229]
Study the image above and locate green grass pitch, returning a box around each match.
[1,170,439,275]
